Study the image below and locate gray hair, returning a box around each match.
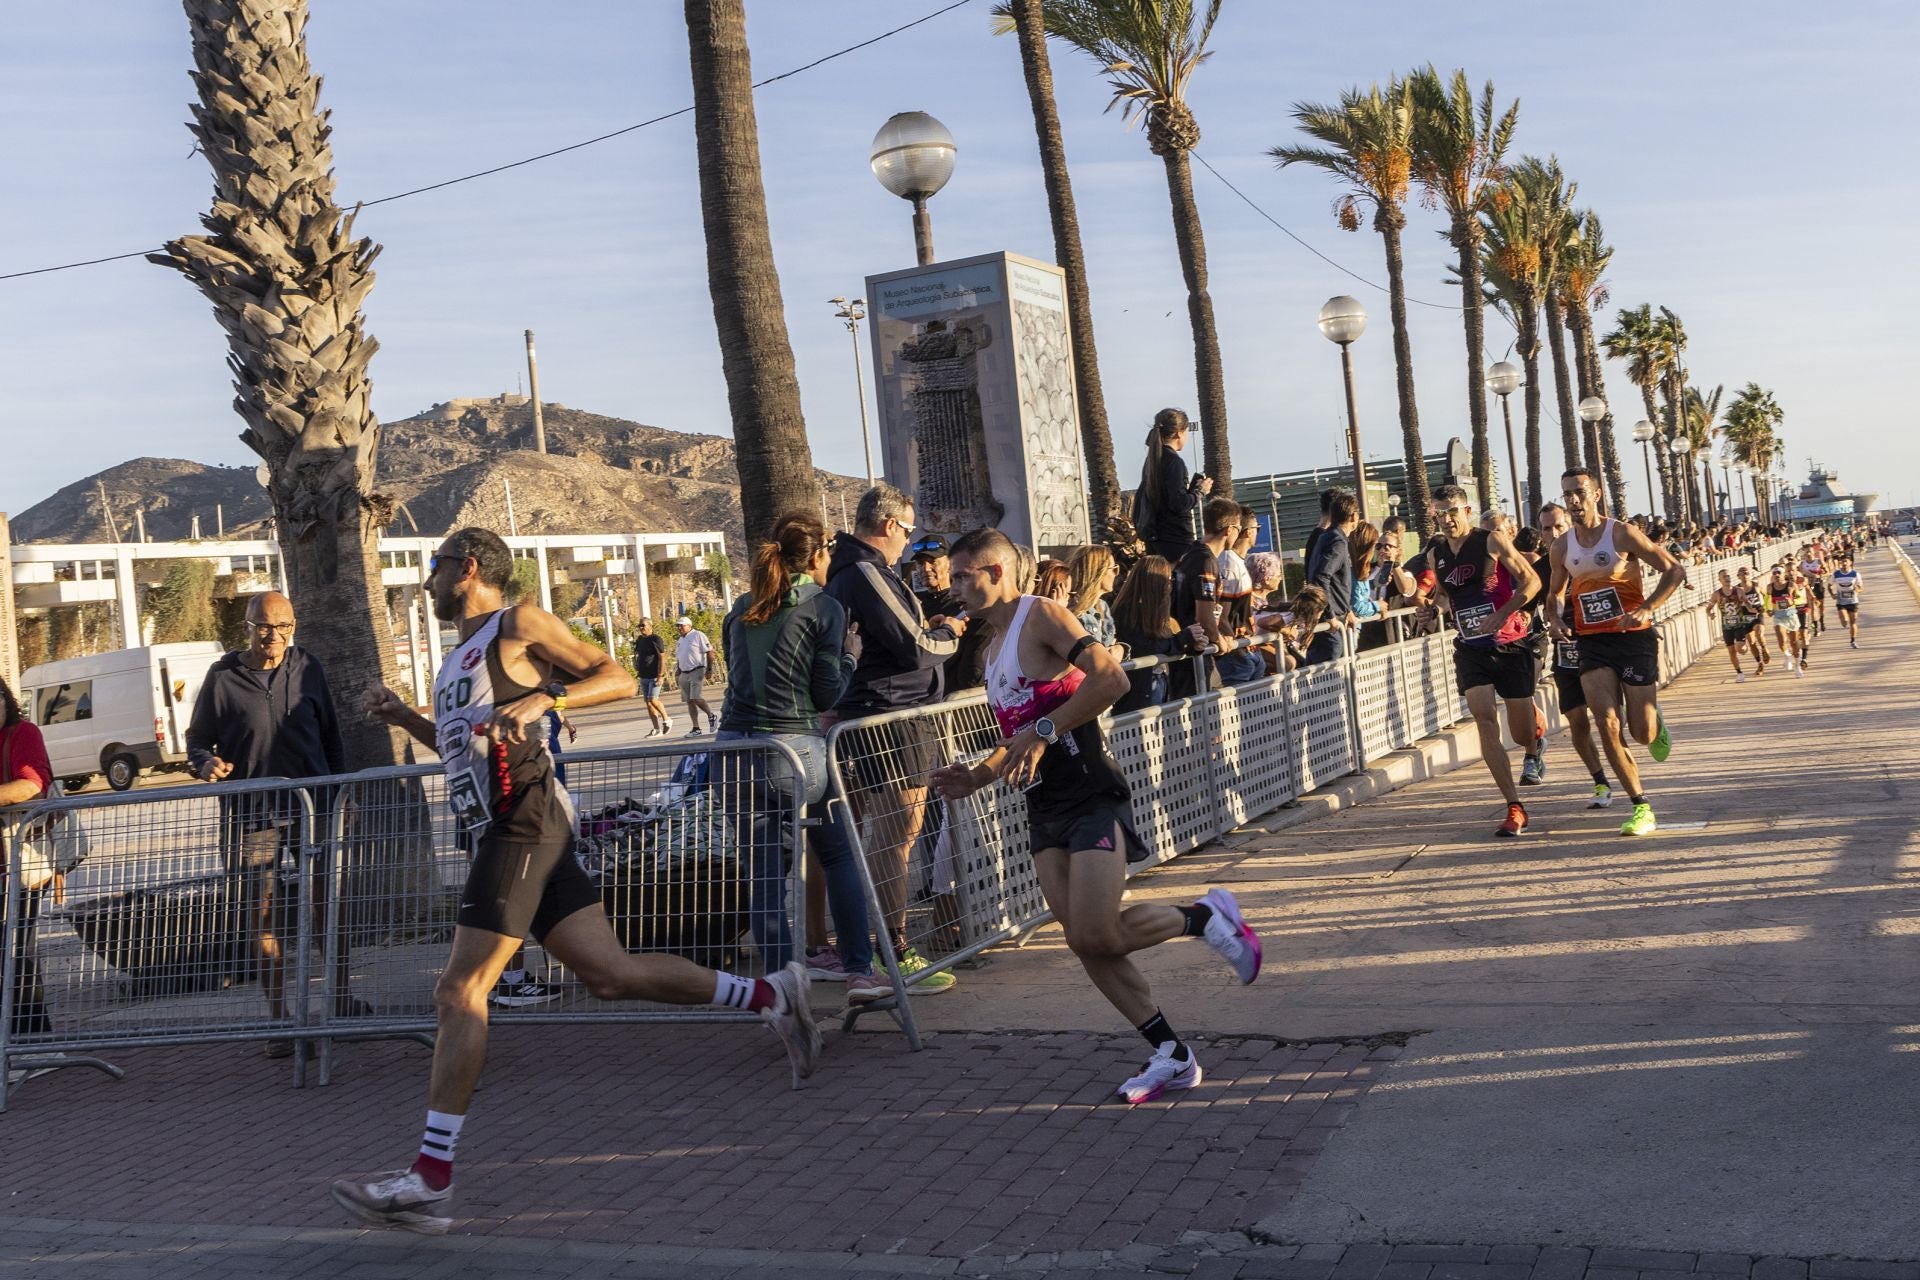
[854,482,914,535]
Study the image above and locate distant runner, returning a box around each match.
[1830,552,1862,648]
[1766,564,1807,677]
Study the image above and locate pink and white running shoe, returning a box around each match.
[1199,887,1262,984]
[1117,1043,1204,1105]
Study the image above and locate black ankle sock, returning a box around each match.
[1592,771,1609,787]
[1178,903,1212,937]
[1136,1010,1189,1059]
[1629,793,1648,806]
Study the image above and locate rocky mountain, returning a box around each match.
[12,395,870,555]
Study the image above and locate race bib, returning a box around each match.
[1576,586,1624,627]
[1554,640,1581,671]
[438,715,493,835]
[1454,601,1497,641]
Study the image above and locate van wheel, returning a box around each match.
[105,753,140,792]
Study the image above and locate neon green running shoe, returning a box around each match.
[1649,710,1672,763]
[1619,802,1657,837]
[896,947,957,995]
[1588,782,1614,809]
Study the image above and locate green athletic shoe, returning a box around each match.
[1588,782,1614,809]
[1619,802,1657,837]
[1649,710,1672,763]
[896,947,957,995]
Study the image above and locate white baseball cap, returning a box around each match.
[676,615,693,625]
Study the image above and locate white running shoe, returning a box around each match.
[1735,672,1746,683]
[763,960,821,1090]
[1198,887,1262,984]
[1117,1043,1204,1105]
[330,1168,452,1235]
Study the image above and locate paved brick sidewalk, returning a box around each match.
[0,1023,1389,1257]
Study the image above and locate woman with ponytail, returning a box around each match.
[1131,407,1213,562]
[717,512,883,1001]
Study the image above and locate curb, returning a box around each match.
[1233,718,1487,838]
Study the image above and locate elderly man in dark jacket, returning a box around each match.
[823,484,964,991]
[186,590,358,1050]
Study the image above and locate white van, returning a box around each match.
[19,643,226,791]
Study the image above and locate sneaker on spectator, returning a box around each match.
[805,947,849,981]
[846,973,894,1004]
[489,979,560,1008]
[896,947,956,994]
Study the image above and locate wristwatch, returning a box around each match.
[1034,716,1061,745]
[544,680,569,712]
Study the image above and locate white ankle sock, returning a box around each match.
[420,1109,464,1166]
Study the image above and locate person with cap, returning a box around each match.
[674,615,717,734]
[912,531,994,695]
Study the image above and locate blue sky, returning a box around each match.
[3,1,1915,520]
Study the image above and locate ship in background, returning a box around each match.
[1791,460,1878,525]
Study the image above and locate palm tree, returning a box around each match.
[1478,180,1547,520]
[150,0,401,769]
[1560,211,1628,514]
[684,0,818,547]
[1410,67,1517,515]
[1035,0,1233,490]
[993,0,1123,536]
[1653,306,1692,521]
[1723,382,1785,521]
[1510,158,1582,480]
[1600,303,1679,519]
[1681,383,1723,523]
[1273,77,1432,531]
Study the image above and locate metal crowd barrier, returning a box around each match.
[823,533,1817,1047]
[1,736,807,1108]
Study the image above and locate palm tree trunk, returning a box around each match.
[1010,0,1121,538]
[1158,147,1231,491]
[1543,288,1581,477]
[1571,305,1629,515]
[152,0,402,771]
[1379,214,1431,534]
[685,0,818,548]
[1519,314,1544,524]
[1453,220,1494,513]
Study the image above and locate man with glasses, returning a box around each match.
[823,484,965,994]
[1425,486,1543,838]
[186,591,356,1052]
[1547,468,1684,837]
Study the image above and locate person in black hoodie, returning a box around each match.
[1131,408,1212,562]
[186,590,357,1047]
[910,532,993,695]
[824,484,965,990]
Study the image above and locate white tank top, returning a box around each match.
[433,611,572,838]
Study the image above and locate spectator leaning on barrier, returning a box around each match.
[1301,487,1348,577]
[1132,407,1212,562]
[631,616,671,737]
[1214,504,1266,685]
[1307,491,1360,664]
[674,616,717,735]
[1172,498,1240,697]
[185,590,358,1052]
[717,511,885,1005]
[824,482,964,994]
[1111,555,1199,712]
[911,532,993,696]
[1,676,54,1036]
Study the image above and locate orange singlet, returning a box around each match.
[1564,519,1650,635]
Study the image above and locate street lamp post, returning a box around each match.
[1487,361,1527,521]
[1266,477,1282,562]
[1717,445,1735,522]
[1318,296,1370,522]
[1578,395,1608,508]
[1631,421,1658,518]
[1669,437,1694,527]
[828,297,876,486]
[870,112,956,267]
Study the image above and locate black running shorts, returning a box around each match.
[459,831,600,942]
[1836,602,1858,615]
[1452,642,1538,701]
[1028,799,1149,864]
[1552,667,1587,712]
[1577,628,1660,688]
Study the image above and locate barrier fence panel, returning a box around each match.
[1353,646,1414,762]
[1212,673,1297,830]
[1110,690,1227,871]
[2,777,317,1108]
[1286,661,1357,794]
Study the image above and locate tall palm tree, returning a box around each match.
[1653,306,1692,521]
[684,0,818,547]
[1478,180,1548,520]
[1723,382,1785,521]
[1560,211,1628,514]
[993,0,1123,535]
[1410,66,1517,515]
[1273,77,1432,531]
[1509,158,1582,480]
[150,0,401,769]
[1681,383,1723,523]
[1600,303,1679,519]
[1036,0,1233,490]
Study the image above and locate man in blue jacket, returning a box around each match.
[824,484,965,993]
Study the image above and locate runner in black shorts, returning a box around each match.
[935,528,1263,1106]
[333,526,819,1235]
[1535,504,1614,809]
[1425,485,1544,838]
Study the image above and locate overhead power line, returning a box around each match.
[0,0,977,283]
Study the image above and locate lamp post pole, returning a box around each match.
[524,329,546,455]
[1578,396,1608,512]
[829,297,876,485]
[870,112,956,267]
[1318,297,1370,522]
[1632,421,1657,518]
[1670,438,1694,527]
[1487,362,1527,521]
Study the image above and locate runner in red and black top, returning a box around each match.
[1425,484,1543,837]
[933,528,1263,1107]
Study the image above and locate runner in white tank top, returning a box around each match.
[332,526,819,1235]
[932,528,1264,1107]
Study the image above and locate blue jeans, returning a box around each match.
[714,731,870,976]
[1216,647,1266,685]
